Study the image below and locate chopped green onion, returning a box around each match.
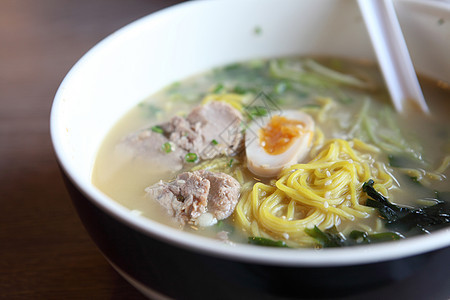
[247,106,268,117]
[185,152,198,163]
[151,125,164,134]
[213,83,224,93]
[216,220,235,233]
[228,159,234,167]
[224,63,240,71]
[162,142,173,153]
[339,96,353,104]
[302,104,321,109]
[388,154,422,168]
[211,139,219,145]
[248,237,288,247]
[233,85,248,94]
[349,230,401,244]
[274,81,288,94]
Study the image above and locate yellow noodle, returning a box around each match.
[234,138,394,244]
[201,93,249,112]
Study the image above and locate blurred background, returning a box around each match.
[0,1,182,298]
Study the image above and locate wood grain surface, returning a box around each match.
[0,1,182,299]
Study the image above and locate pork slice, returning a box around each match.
[145,170,241,226]
[160,115,203,154]
[186,101,244,159]
[197,170,241,220]
[145,171,210,225]
[118,128,186,172]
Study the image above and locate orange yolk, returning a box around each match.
[259,115,305,155]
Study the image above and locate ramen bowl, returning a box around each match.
[51,0,450,298]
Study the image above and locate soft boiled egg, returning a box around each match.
[245,110,315,177]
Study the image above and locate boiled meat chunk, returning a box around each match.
[145,170,241,226]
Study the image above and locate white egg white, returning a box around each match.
[245,110,315,177]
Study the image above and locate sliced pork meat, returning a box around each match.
[146,171,210,224]
[160,115,204,155]
[119,101,243,174]
[185,101,243,159]
[117,128,187,172]
[196,169,240,220]
[145,170,241,226]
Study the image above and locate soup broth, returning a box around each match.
[92,57,450,248]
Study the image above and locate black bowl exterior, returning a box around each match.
[62,171,449,299]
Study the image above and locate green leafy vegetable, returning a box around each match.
[268,58,374,89]
[211,139,219,145]
[304,59,374,89]
[348,101,424,162]
[388,154,423,168]
[248,237,289,247]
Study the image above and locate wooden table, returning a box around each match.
[1,1,450,299]
[0,1,182,298]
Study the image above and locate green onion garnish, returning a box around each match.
[213,83,224,93]
[248,237,288,248]
[274,82,288,94]
[233,85,249,94]
[248,106,268,118]
[162,142,173,153]
[151,125,164,134]
[185,153,198,163]
[228,159,234,167]
[211,139,218,145]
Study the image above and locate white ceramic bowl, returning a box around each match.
[51,0,450,298]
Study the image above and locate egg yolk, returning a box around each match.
[259,115,305,155]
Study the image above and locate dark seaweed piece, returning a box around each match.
[304,226,346,248]
[365,198,400,222]
[388,197,450,232]
[248,237,289,248]
[362,179,450,233]
[305,226,402,248]
[363,180,409,222]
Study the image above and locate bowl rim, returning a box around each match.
[51,0,450,267]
